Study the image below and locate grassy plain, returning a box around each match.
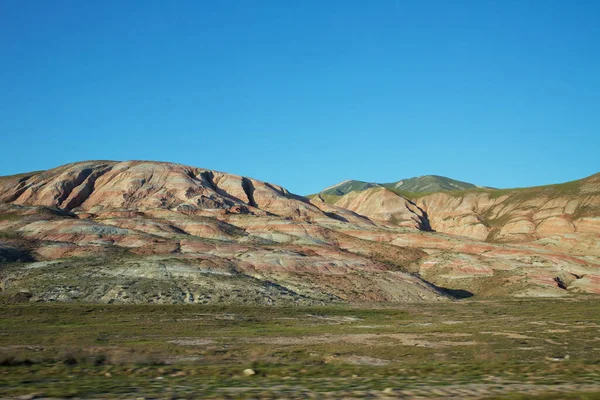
[1,298,599,399]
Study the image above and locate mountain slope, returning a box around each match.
[333,187,430,230]
[1,161,599,302]
[0,161,446,304]
[332,173,600,252]
[381,175,479,192]
[0,160,323,219]
[317,175,479,199]
[320,180,381,196]
[415,173,600,245]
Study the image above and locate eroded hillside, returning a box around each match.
[328,174,600,255]
[0,161,599,302]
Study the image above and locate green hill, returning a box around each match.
[319,180,381,196]
[381,175,478,193]
[315,175,481,199]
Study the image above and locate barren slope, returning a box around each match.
[1,161,599,302]
[0,161,444,304]
[331,174,600,254]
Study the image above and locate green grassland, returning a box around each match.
[1,299,599,398]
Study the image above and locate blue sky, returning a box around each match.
[1,0,598,194]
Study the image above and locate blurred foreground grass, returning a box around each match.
[1,298,599,398]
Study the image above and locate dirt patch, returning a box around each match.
[339,355,390,366]
[480,331,533,339]
[167,339,215,346]
[306,314,363,323]
[528,321,548,326]
[243,333,477,348]
[165,356,203,364]
[427,333,472,338]
[354,325,392,329]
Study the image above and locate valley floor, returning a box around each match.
[1,299,600,399]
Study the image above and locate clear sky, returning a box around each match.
[1,0,599,195]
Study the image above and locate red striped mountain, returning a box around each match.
[0,161,599,303]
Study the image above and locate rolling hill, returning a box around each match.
[314,175,481,202]
[0,161,599,303]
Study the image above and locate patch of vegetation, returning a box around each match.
[573,204,600,220]
[0,230,22,240]
[319,193,344,204]
[0,213,22,222]
[0,299,599,397]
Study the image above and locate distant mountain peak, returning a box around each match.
[318,175,478,198]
